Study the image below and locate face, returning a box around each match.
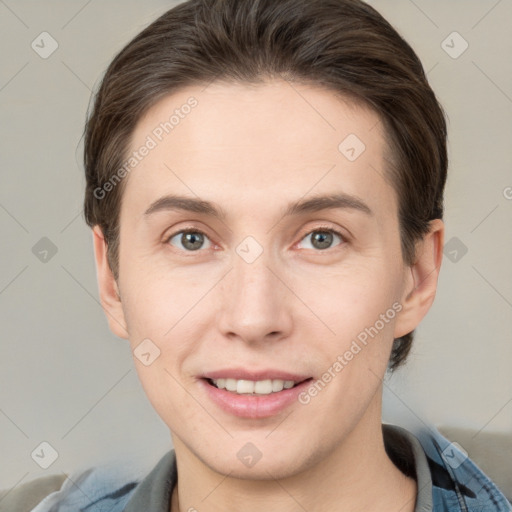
[95,79,433,479]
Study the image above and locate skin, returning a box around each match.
[93,79,444,512]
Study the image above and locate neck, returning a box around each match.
[170,398,417,512]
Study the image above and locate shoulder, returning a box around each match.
[411,424,512,511]
[0,474,67,512]
[1,458,146,512]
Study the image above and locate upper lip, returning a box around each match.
[201,368,312,382]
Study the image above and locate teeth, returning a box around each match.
[211,378,298,394]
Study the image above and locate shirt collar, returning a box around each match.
[124,450,176,512]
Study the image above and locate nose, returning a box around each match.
[216,243,293,345]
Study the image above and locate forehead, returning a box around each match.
[121,79,397,223]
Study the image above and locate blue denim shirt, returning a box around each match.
[29,424,511,512]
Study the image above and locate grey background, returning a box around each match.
[1,0,511,490]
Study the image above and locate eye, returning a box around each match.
[297,227,346,251]
[166,229,213,252]
[165,226,346,253]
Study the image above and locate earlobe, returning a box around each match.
[393,219,444,339]
[92,225,129,339]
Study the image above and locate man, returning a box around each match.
[10,0,511,510]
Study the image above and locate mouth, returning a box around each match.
[199,372,314,418]
[204,377,312,395]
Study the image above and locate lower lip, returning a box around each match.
[199,378,313,419]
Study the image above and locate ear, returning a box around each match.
[394,219,444,339]
[92,225,129,339]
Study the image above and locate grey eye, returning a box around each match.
[168,230,212,251]
[298,230,343,250]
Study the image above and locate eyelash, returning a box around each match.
[165,225,347,253]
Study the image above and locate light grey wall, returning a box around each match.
[1,0,511,490]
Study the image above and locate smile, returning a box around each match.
[200,375,314,418]
[208,378,300,395]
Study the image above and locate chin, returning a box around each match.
[190,435,320,481]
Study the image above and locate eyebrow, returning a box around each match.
[143,192,373,220]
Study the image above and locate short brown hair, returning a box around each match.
[83,0,447,371]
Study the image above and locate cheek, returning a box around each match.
[301,275,400,412]
[119,264,206,380]
[300,262,402,342]
[118,255,187,340]
[131,359,197,434]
